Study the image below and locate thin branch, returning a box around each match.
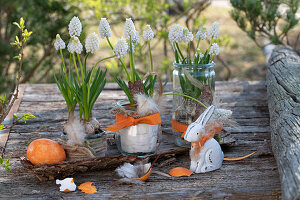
[0,29,23,124]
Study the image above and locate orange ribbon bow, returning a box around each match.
[172,119,188,138]
[105,112,161,132]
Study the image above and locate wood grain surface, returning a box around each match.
[267,47,300,200]
[0,81,281,199]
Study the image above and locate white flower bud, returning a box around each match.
[143,25,154,41]
[209,43,220,56]
[113,37,128,59]
[54,34,65,50]
[199,52,204,59]
[132,31,139,45]
[168,24,183,43]
[124,18,137,40]
[68,16,82,37]
[182,27,194,44]
[208,22,219,40]
[99,18,111,39]
[196,26,206,40]
[85,32,100,54]
[67,36,83,54]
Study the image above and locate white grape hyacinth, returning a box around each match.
[85,32,100,54]
[143,25,154,41]
[124,18,137,40]
[207,22,220,40]
[68,36,83,54]
[132,31,140,45]
[198,52,204,59]
[182,27,194,44]
[68,16,82,37]
[209,43,220,56]
[54,34,65,50]
[168,24,183,43]
[113,37,128,59]
[99,18,111,39]
[196,26,206,40]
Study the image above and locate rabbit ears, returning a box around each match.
[196,105,215,126]
[184,105,215,142]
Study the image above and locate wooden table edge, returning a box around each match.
[0,84,26,157]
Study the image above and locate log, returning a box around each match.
[267,47,300,200]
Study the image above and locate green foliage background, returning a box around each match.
[230,0,299,49]
[0,0,81,92]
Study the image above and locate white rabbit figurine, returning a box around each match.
[184,105,226,173]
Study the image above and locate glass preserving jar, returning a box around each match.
[172,62,215,147]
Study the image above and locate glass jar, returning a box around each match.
[114,101,162,157]
[172,62,215,147]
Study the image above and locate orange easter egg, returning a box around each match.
[27,138,66,165]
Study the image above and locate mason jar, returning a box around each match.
[172,62,215,147]
[114,101,162,157]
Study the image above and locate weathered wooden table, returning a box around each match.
[0,81,281,199]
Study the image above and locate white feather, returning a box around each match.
[115,162,151,179]
[115,163,138,178]
[210,108,232,122]
[64,117,86,145]
[136,94,159,116]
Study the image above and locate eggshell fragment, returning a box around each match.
[136,168,152,182]
[169,167,193,177]
[78,182,97,194]
[56,178,76,192]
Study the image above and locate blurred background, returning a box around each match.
[1,0,299,93]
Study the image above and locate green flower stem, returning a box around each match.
[106,36,130,80]
[188,43,191,64]
[175,43,185,61]
[68,54,71,82]
[129,37,135,82]
[148,42,153,72]
[72,54,80,83]
[84,52,90,76]
[173,43,180,63]
[196,38,200,50]
[93,55,117,68]
[76,53,85,81]
[163,92,207,109]
[68,54,72,99]
[86,67,96,117]
[76,53,88,120]
[59,49,67,76]
[148,41,154,96]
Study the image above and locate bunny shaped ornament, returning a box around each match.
[184,105,232,173]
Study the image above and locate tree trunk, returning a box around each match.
[267,47,300,200]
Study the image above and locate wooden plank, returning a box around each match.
[267,47,300,200]
[0,84,26,157]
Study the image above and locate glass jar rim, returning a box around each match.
[173,62,215,68]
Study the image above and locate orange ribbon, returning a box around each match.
[172,120,188,138]
[105,112,161,132]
